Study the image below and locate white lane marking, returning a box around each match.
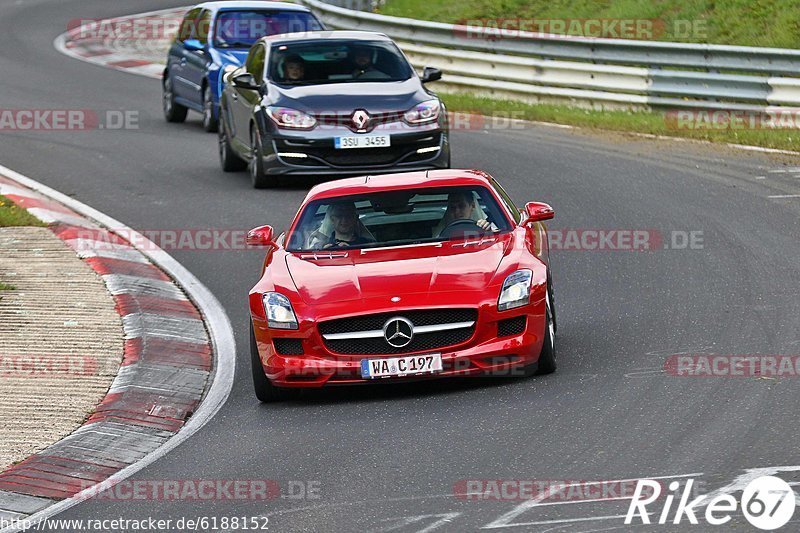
[481,473,702,530]
[768,169,800,173]
[0,163,235,533]
[691,466,800,508]
[768,194,800,198]
[755,176,766,179]
[371,513,461,533]
[623,368,665,378]
[490,515,628,528]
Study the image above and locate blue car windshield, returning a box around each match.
[214,11,322,48]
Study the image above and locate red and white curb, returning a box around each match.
[0,166,234,531]
[53,7,189,80]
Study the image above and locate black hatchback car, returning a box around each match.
[218,31,450,188]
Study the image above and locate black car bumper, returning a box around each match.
[259,130,450,176]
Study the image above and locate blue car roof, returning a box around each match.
[195,1,312,13]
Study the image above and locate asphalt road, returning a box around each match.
[2,0,800,531]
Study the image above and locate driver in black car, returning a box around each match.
[434,190,497,237]
[324,202,375,248]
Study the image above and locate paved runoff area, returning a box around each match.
[0,227,123,471]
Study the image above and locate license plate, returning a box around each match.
[360,353,443,379]
[334,135,390,149]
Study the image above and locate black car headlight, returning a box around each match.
[403,99,440,125]
[266,106,317,130]
[498,269,533,311]
[263,292,299,329]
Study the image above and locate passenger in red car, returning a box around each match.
[323,202,375,248]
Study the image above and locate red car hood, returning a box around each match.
[285,236,511,306]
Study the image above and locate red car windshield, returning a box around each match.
[287,186,513,252]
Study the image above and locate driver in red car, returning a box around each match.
[323,202,375,248]
[433,190,498,237]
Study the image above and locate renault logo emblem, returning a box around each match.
[383,317,414,348]
[351,109,370,130]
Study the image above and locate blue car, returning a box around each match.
[162,1,324,132]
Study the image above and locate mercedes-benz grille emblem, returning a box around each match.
[351,109,370,130]
[383,317,414,348]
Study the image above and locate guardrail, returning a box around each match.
[298,0,800,111]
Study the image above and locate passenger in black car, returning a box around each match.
[282,54,306,81]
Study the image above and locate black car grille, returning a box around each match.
[273,338,304,355]
[498,316,527,337]
[320,309,477,356]
[321,146,409,166]
[274,133,441,168]
[314,111,405,133]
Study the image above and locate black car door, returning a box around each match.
[231,43,266,150]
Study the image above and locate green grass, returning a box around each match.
[441,92,800,151]
[0,282,15,291]
[379,0,800,48]
[0,195,45,227]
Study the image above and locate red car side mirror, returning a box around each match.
[246,225,277,248]
[522,202,554,224]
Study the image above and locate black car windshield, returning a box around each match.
[269,40,414,85]
[214,11,322,48]
[287,186,512,252]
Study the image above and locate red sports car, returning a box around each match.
[247,169,557,401]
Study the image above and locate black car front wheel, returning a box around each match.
[202,85,218,132]
[218,108,246,172]
[162,75,187,123]
[249,126,278,189]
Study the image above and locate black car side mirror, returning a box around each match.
[421,67,442,83]
[233,73,260,90]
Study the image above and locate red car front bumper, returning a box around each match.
[252,299,546,388]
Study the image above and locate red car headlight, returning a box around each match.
[263,292,299,329]
[498,269,532,311]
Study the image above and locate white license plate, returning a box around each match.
[334,135,391,149]
[360,353,443,379]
